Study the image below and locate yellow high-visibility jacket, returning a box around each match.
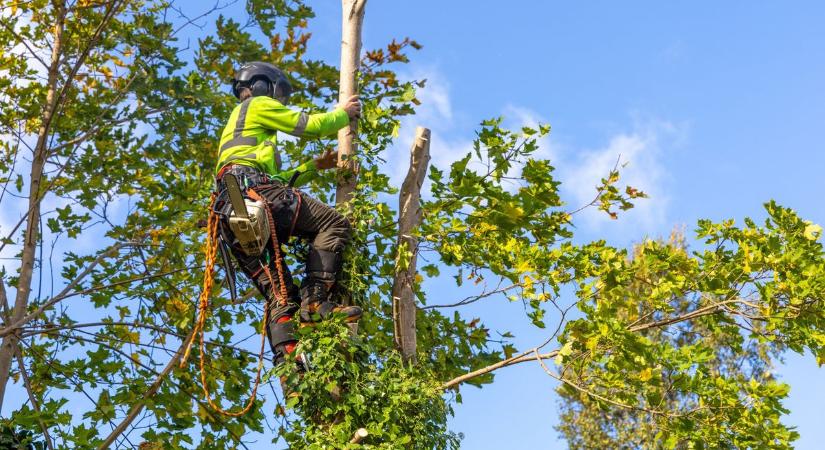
[215,96,349,186]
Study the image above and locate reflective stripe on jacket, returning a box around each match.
[215,96,349,186]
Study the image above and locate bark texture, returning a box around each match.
[335,0,367,206]
[391,127,431,364]
[0,2,66,412]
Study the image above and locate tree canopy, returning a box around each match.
[1,1,823,449]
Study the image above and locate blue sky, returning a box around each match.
[317,2,825,448]
[3,1,824,448]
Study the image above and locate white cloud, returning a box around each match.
[385,67,474,193]
[381,65,682,236]
[479,104,681,233]
[560,119,683,233]
[477,107,680,233]
[413,70,453,124]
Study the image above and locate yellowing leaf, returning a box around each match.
[515,259,533,274]
[555,341,573,365]
[639,367,653,382]
[804,223,822,241]
[586,336,599,354]
[522,274,534,290]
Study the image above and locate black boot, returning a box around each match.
[300,279,362,322]
[300,247,362,323]
[270,317,310,395]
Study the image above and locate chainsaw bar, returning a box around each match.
[217,234,237,302]
[223,173,249,219]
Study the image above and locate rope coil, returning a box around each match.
[180,189,291,417]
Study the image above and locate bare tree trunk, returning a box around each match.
[335,0,367,207]
[0,2,66,412]
[391,127,430,364]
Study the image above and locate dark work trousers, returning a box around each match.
[229,182,351,328]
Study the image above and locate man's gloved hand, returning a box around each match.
[314,150,337,170]
[339,94,361,120]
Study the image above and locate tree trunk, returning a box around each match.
[0,2,66,412]
[335,0,367,207]
[391,127,431,364]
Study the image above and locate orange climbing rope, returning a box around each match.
[246,187,291,309]
[180,189,290,417]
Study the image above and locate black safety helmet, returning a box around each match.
[231,61,292,104]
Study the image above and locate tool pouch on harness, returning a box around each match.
[258,184,299,243]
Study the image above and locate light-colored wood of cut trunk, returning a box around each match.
[391,127,431,364]
[350,428,369,444]
[335,0,367,207]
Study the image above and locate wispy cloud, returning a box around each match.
[562,121,678,232]
[491,105,683,234]
[383,65,683,236]
[385,67,474,193]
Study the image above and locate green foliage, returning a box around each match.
[273,319,460,449]
[2,0,824,448]
[554,204,824,449]
[0,422,46,450]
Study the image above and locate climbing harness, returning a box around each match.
[180,170,298,417]
[224,173,271,257]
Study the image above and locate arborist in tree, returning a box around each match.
[212,61,363,372]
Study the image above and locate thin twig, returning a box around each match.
[0,20,49,68]
[419,281,519,310]
[533,349,664,415]
[0,243,126,336]
[96,328,194,450]
[566,154,622,216]
[16,348,56,450]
